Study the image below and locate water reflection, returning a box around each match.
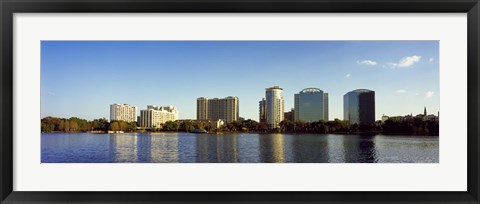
[342,135,377,163]
[109,133,137,162]
[108,133,181,162]
[290,134,329,163]
[196,134,239,163]
[41,133,438,163]
[149,133,179,163]
[259,134,285,163]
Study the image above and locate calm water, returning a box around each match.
[41,133,439,163]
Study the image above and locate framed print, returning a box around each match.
[1,0,479,203]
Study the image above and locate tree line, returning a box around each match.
[41,116,439,136]
[41,117,136,132]
[279,118,438,135]
[146,118,438,136]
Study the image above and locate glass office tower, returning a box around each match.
[344,89,375,125]
[294,88,329,122]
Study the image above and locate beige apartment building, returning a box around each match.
[196,96,239,123]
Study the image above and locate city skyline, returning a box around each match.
[41,41,439,121]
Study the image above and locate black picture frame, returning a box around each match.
[1,0,479,203]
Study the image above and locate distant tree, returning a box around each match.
[179,121,195,132]
[359,124,374,133]
[257,122,268,132]
[310,120,328,133]
[69,120,79,132]
[326,119,350,133]
[207,124,216,132]
[126,122,137,132]
[349,123,359,133]
[230,121,242,131]
[41,117,59,132]
[41,122,55,132]
[91,118,109,131]
[195,121,206,129]
[241,119,259,131]
[294,121,307,132]
[163,121,179,131]
[117,121,127,131]
[279,119,294,132]
[109,121,120,131]
[226,122,236,131]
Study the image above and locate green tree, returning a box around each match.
[41,122,55,132]
[294,121,307,132]
[91,118,109,131]
[109,121,120,131]
[226,122,236,131]
[310,120,328,133]
[68,120,79,132]
[126,122,137,132]
[41,117,58,132]
[118,121,127,131]
[179,121,195,132]
[279,119,294,132]
[241,119,259,131]
[232,121,242,131]
[196,121,206,129]
[257,122,268,132]
[349,123,359,133]
[163,121,179,131]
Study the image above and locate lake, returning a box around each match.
[41,133,439,163]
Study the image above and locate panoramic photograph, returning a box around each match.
[41,41,439,163]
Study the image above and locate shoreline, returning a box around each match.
[41,131,439,136]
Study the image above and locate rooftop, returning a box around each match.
[300,87,323,93]
[266,85,283,91]
[351,89,374,93]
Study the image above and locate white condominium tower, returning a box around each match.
[140,105,179,128]
[110,104,137,122]
[196,96,239,123]
[265,86,284,129]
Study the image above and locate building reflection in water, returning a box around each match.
[109,133,138,163]
[342,135,377,163]
[106,133,377,163]
[109,133,180,163]
[259,134,285,163]
[290,134,329,163]
[135,133,152,162]
[326,135,345,162]
[148,133,179,163]
[196,134,239,163]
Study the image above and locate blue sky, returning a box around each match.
[41,41,439,121]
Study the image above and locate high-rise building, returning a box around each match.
[294,88,329,122]
[265,86,284,129]
[140,105,178,128]
[196,96,239,123]
[343,89,375,125]
[284,108,294,121]
[110,104,137,122]
[197,97,208,120]
[259,98,266,123]
[323,92,329,121]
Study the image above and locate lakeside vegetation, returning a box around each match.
[41,117,136,132]
[41,116,439,136]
